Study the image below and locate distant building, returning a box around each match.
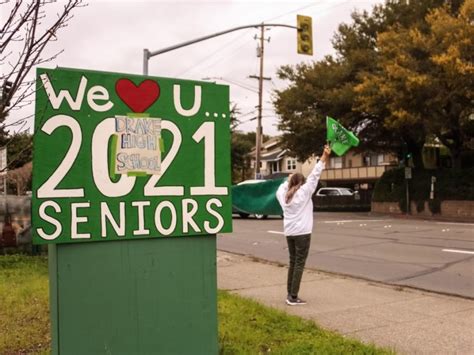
[314,150,398,192]
[249,137,398,192]
[249,137,304,178]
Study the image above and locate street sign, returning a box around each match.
[32,67,232,244]
[404,167,412,179]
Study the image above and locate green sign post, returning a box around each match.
[33,67,232,353]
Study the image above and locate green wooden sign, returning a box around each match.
[32,67,232,244]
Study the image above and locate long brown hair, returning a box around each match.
[285,173,305,203]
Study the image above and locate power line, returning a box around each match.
[260,0,352,45]
[238,109,258,118]
[175,29,254,77]
[265,0,352,23]
[202,77,258,93]
[197,36,255,74]
[178,0,342,80]
[224,78,258,93]
[265,1,330,22]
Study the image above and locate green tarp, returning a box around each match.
[232,178,285,215]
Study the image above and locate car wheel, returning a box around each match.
[239,213,250,219]
[255,214,268,220]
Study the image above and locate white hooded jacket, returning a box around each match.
[276,161,325,236]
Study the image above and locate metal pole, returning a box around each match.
[255,24,264,179]
[142,23,298,76]
[1,147,6,218]
[3,174,6,216]
[143,49,149,75]
[406,179,410,214]
[430,176,436,200]
[146,23,297,59]
[141,22,298,175]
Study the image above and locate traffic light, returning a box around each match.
[297,15,313,55]
[1,81,13,107]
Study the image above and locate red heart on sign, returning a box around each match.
[115,79,160,113]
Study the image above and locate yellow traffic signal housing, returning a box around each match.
[297,15,313,55]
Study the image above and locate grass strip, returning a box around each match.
[0,256,392,354]
[218,290,392,354]
[0,255,50,354]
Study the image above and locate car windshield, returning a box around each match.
[339,189,353,195]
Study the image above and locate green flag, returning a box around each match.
[326,116,360,156]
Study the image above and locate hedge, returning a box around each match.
[372,167,474,213]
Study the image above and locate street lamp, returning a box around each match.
[142,22,301,179]
[142,23,298,75]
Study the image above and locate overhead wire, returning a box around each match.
[177,0,354,105]
[175,28,254,77]
[197,35,256,75]
[246,0,355,133]
[180,1,344,81]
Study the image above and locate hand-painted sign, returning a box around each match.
[114,115,162,175]
[32,67,232,244]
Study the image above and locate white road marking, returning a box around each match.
[267,230,285,235]
[442,249,474,255]
[436,222,474,226]
[323,219,392,224]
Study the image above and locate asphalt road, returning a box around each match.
[217,212,474,298]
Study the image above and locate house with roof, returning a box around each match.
[249,136,398,193]
[249,137,304,178]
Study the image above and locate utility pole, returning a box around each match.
[255,24,265,179]
[141,19,309,179]
[251,24,272,179]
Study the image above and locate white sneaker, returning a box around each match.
[286,297,307,306]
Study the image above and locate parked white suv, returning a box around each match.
[315,187,355,196]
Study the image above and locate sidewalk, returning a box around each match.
[217,251,474,354]
[370,211,474,224]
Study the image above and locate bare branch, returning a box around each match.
[0,1,36,53]
[1,113,35,129]
[0,0,85,120]
[0,1,23,37]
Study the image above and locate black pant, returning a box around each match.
[286,234,311,298]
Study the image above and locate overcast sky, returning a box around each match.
[4,0,384,136]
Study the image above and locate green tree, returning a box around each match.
[356,0,473,168]
[275,59,347,161]
[231,132,253,183]
[230,129,272,183]
[229,103,240,132]
[5,132,33,170]
[230,104,253,183]
[274,0,466,166]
